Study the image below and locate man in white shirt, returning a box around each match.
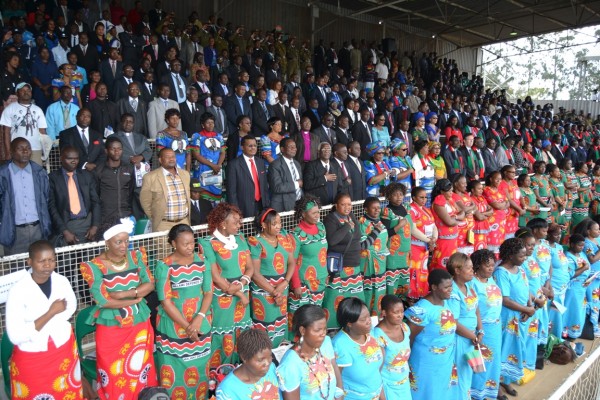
[52,32,71,67]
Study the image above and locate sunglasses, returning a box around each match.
[375,152,385,155]
[399,148,408,151]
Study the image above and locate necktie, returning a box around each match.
[175,75,184,98]
[294,109,300,129]
[67,172,81,215]
[249,158,260,201]
[131,98,138,111]
[163,99,168,108]
[148,83,152,92]
[340,161,348,179]
[111,60,116,77]
[63,105,71,128]
[191,103,196,113]
[388,113,394,133]
[217,108,225,132]
[81,128,89,148]
[261,102,270,119]
[289,160,301,200]
[82,45,86,56]
[193,200,200,211]
[154,45,158,59]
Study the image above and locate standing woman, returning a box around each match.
[199,203,254,367]
[248,208,296,346]
[364,141,398,197]
[332,297,385,400]
[470,249,503,400]
[447,253,483,400]
[547,164,568,227]
[155,224,213,398]
[412,140,435,207]
[547,223,571,338]
[517,174,540,227]
[574,219,600,337]
[428,142,447,182]
[483,171,510,255]
[430,179,465,270]
[288,196,329,328]
[469,180,493,252]
[499,165,525,239]
[572,162,593,228]
[444,115,463,143]
[411,113,428,142]
[190,113,226,204]
[80,219,158,399]
[156,108,191,171]
[405,269,457,400]
[563,233,591,340]
[527,217,552,346]
[452,174,476,255]
[559,158,578,229]
[387,139,414,204]
[493,238,535,398]
[530,161,552,222]
[426,113,441,142]
[259,117,286,168]
[374,295,412,400]
[409,186,438,299]
[323,193,364,329]
[277,305,344,400]
[359,197,391,315]
[6,241,83,399]
[371,113,391,147]
[383,183,412,298]
[52,63,82,106]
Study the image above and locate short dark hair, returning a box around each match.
[292,304,326,338]
[105,135,122,149]
[167,223,194,246]
[336,297,366,329]
[28,240,55,260]
[237,329,273,363]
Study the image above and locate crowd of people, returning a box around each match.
[3,1,600,399]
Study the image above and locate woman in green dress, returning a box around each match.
[155,224,213,399]
[572,161,593,228]
[382,182,412,299]
[359,196,391,316]
[199,203,254,368]
[288,195,328,332]
[518,173,540,227]
[248,208,297,347]
[560,158,578,229]
[530,160,553,222]
[547,164,568,227]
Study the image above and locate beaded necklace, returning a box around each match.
[297,346,331,400]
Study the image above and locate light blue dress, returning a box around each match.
[549,243,570,337]
[373,323,411,400]
[388,155,413,205]
[493,266,530,385]
[332,329,384,400]
[447,280,479,400]
[584,238,600,337]
[564,251,591,339]
[371,126,390,147]
[522,255,542,371]
[405,298,457,400]
[470,277,502,400]
[190,131,225,201]
[532,240,551,344]
[276,336,338,400]
[259,134,286,169]
[216,363,281,400]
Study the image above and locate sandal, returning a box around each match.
[500,383,518,397]
[497,395,509,400]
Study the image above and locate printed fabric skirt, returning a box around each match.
[430,236,458,270]
[96,319,158,400]
[250,276,289,346]
[408,243,430,299]
[470,321,502,400]
[386,249,410,299]
[287,285,325,340]
[11,331,83,400]
[361,250,388,316]
[323,265,366,329]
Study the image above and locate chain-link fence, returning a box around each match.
[549,340,600,400]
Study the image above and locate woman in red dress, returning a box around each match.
[498,165,525,239]
[469,180,494,252]
[483,171,510,255]
[451,174,476,255]
[409,186,438,299]
[431,179,465,270]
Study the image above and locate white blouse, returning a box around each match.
[6,270,77,352]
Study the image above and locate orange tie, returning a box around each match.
[67,172,81,215]
[249,158,260,202]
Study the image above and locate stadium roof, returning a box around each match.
[316,0,600,47]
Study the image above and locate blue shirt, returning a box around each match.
[9,162,39,225]
[61,169,87,219]
[217,363,281,400]
[45,100,79,140]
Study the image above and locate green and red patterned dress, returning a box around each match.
[199,234,253,368]
[155,253,212,399]
[573,172,593,228]
[561,169,578,226]
[531,173,551,222]
[359,214,390,316]
[79,248,158,400]
[248,234,294,347]
[288,221,328,334]
[381,205,410,298]
[549,176,568,226]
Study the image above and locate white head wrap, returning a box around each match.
[103,218,135,241]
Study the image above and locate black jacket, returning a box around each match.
[323,211,361,267]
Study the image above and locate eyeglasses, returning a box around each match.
[399,148,408,151]
[375,152,385,155]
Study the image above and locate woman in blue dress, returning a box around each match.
[470,249,503,400]
[371,114,390,148]
[447,252,483,400]
[574,218,600,337]
[493,238,536,398]
[277,305,344,400]
[191,113,226,204]
[564,233,592,340]
[217,329,281,400]
[374,295,411,400]
[405,269,457,400]
[156,108,191,170]
[526,218,552,346]
[31,47,58,111]
[387,139,414,205]
[515,228,545,373]
[259,117,286,169]
[364,141,398,197]
[547,223,571,337]
[51,63,82,106]
[332,297,384,400]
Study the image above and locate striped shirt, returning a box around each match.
[162,168,188,221]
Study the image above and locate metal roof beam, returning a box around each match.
[436,0,523,33]
[349,0,410,17]
[504,0,569,28]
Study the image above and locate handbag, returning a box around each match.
[326,224,353,274]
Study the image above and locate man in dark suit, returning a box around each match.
[112,64,137,102]
[249,57,264,86]
[139,71,157,104]
[442,135,466,177]
[272,92,295,134]
[312,113,337,146]
[351,109,373,160]
[116,82,149,137]
[268,137,303,212]
[88,82,120,136]
[190,178,211,225]
[190,69,212,109]
[48,146,101,245]
[332,143,351,196]
[225,136,269,218]
[224,83,252,133]
[71,32,98,72]
[251,88,274,136]
[312,76,329,116]
[58,108,105,171]
[303,142,343,206]
[226,115,252,161]
[148,0,165,30]
[161,59,187,104]
[207,95,229,137]
[113,113,153,167]
[142,34,161,68]
[302,98,322,130]
[265,61,281,87]
[212,72,232,100]
[482,137,501,175]
[335,115,353,146]
[119,24,144,68]
[345,141,367,201]
[99,48,123,101]
[179,87,205,137]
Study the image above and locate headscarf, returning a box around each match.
[103,217,135,241]
[413,112,425,123]
[542,140,551,148]
[425,112,438,123]
[366,141,385,157]
[389,138,405,152]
